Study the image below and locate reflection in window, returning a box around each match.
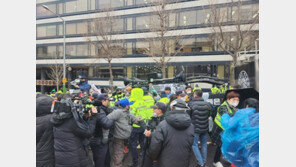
[37,46,47,57]
[36,4,57,17]
[126,0,134,6]
[179,11,196,26]
[76,44,88,56]
[169,13,176,27]
[136,16,150,30]
[99,0,110,10]
[46,25,56,36]
[90,44,96,56]
[196,37,213,52]
[196,9,209,24]
[65,1,77,13]
[58,45,63,57]
[98,68,124,78]
[180,38,196,53]
[127,18,133,31]
[76,0,88,12]
[66,45,77,56]
[77,22,88,34]
[65,0,87,13]
[37,26,46,38]
[135,0,150,5]
[113,19,124,32]
[90,0,96,10]
[66,23,77,35]
[111,0,124,8]
[47,45,57,57]
[136,42,149,54]
[58,24,63,36]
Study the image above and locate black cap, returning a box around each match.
[97,93,109,101]
[176,90,186,97]
[36,96,54,117]
[164,87,171,91]
[151,102,166,113]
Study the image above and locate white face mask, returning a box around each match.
[229,101,239,107]
[153,113,157,117]
[181,97,186,101]
[187,91,191,94]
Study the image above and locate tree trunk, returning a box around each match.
[108,61,114,91]
[56,81,59,92]
[229,63,236,86]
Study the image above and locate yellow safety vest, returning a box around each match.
[214,101,234,130]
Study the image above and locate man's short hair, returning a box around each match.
[194,89,203,97]
[164,87,171,91]
[185,86,192,90]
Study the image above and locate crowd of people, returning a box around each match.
[36,80,259,167]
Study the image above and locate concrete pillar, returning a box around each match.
[217,65,225,79]
[168,66,174,78]
[88,66,94,77]
[127,66,132,78]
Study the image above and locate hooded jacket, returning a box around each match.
[36,96,55,167]
[51,111,97,167]
[129,88,146,128]
[149,110,194,167]
[188,97,213,133]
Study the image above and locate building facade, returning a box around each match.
[36,0,259,93]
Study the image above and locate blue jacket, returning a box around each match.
[79,82,91,91]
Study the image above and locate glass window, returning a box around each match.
[37,4,57,17]
[47,45,57,57]
[66,23,77,35]
[111,0,124,8]
[58,3,63,14]
[126,42,133,55]
[90,0,96,10]
[113,19,124,32]
[126,18,133,31]
[135,0,150,5]
[58,24,64,36]
[37,26,46,37]
[169,13,176,27]
[77,0,88,12]
[37,46,47,57]
[66,45,77,56]
[180,38,196,53]
[196,9,209,24]
[77,44,89,56]
[90,44,96,56]
[196,37,213,52]
[65,1,77,13]
[136,42,149,54]
[98,68,124,78]
[58,45,63,57]
[46,25,56,36]
[179,10,196,26]
[136,16,150,30]
[99,0,110,9]
[126,0,134,6]
[77,22,88,34]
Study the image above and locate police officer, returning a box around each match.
[142,102,166,167]
[129,88,147,167]
[142,87,155,120]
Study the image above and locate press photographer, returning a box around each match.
[50,94,98,167]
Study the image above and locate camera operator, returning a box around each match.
[90,93,114,167]
[142,102,166,167]
[50,94,98,167]
[74,75,91,93]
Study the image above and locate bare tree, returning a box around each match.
[46,56,63,91]
[206,0,259,84]
[87,8,125,91]
[141,0,186,78]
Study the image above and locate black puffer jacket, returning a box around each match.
[90,105,114,146]
[36,96,54,167]
[51,113,97,167]
[149,110,194,167]
[188,97,213,133]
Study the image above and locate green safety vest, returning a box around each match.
[130,100,147,128]
[211,87,221,94]
[143,95,155,120]
[193,87,202,92]
[214,101,234,130]
[158,97,170,104]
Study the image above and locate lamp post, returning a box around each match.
[42,5,67,93]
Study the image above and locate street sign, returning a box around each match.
[62,78,67,83]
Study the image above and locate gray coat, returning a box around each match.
[107,108,138,139]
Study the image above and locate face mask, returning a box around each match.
[181,97,186,101]
[229,101,239,107]
[153,113,157,117]
[187,91,191,94]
